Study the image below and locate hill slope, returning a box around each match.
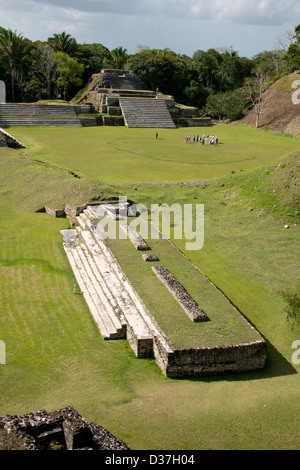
[239,72,300,135]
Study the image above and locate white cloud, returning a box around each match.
[2,0,300,26]
[0,0,297,57]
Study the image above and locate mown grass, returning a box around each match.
[8,123,299,183]
[0,126,299,450]
[107,231,261,349]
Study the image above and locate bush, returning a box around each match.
[280,281,300,328]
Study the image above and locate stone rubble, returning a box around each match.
[0,406,130,450]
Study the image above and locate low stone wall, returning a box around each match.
[142,253,159,261]
[107,106,122,116]
[74,104,95,114]
[0,406,130,450]
[80,117,98,127]
[152,265,208,322]
[45,206,65,218]
[154,338,267,378]
[101,115,124,126]
[120,223,150,250]
[174,117,212,127]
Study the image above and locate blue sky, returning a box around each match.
[0,0,298,57]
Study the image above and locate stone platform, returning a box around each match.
[61,203,267,378]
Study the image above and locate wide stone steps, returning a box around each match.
[119,98,176,128]
[78,228,153,356]
[0,117,82,127]
[64,246,114,339]
[0,103,77,116]
[76,242,126,338]
[78,208,173,353]
[66,208,172,358]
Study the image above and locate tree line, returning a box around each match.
[0,25,299,121]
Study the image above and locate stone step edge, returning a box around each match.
[79,241,127,331]
[78,227,154,358]
[63,245,111,339]
[79,229,152,339]
[76,243,126,338]
[79,210,173,354]
[70,246,126,340]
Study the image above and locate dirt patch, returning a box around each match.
[234,73,300,135]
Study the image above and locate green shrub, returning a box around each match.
[281,281,300,328]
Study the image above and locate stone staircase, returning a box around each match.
[119,98,176,128]
[0,103,77,116]
[0,103,83,127]
[61,206,172,359]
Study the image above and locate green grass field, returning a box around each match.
[12,123,299,182]
[0,124,299,450]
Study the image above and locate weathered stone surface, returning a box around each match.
[120,223,150,250]
[152,265,208,322]
[45,206,65,218]
[64,202,87,218]
[92,69,147,91]
[0,407,130,450]
[142,253,159,261]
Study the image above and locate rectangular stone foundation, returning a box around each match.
[154,338,267,378]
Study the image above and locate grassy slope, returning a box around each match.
[0,126,299,450]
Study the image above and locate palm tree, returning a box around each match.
[0,28,26,102]
[110,46,128,69]
[47,31,77,56]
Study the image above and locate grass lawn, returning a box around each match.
[9,123,300,183]
[0,125,299,450]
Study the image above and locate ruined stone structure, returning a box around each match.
[0,406,130,450]
[0,70,211,128]
[60,201,267,378]
[78,69,212,128]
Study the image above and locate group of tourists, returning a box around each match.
[184,133,218,145]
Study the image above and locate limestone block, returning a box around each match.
[64,203,86,218]
[142,253,159,261]
[45,206,65,218]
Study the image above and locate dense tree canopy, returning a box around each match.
[0,24,299,118]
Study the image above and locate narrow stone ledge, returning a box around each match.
[120,223,150,250]
[142,253,159,262]
[151,265,208,322]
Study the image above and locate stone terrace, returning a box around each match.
[0,103,94,127]
[60,203,267,378]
